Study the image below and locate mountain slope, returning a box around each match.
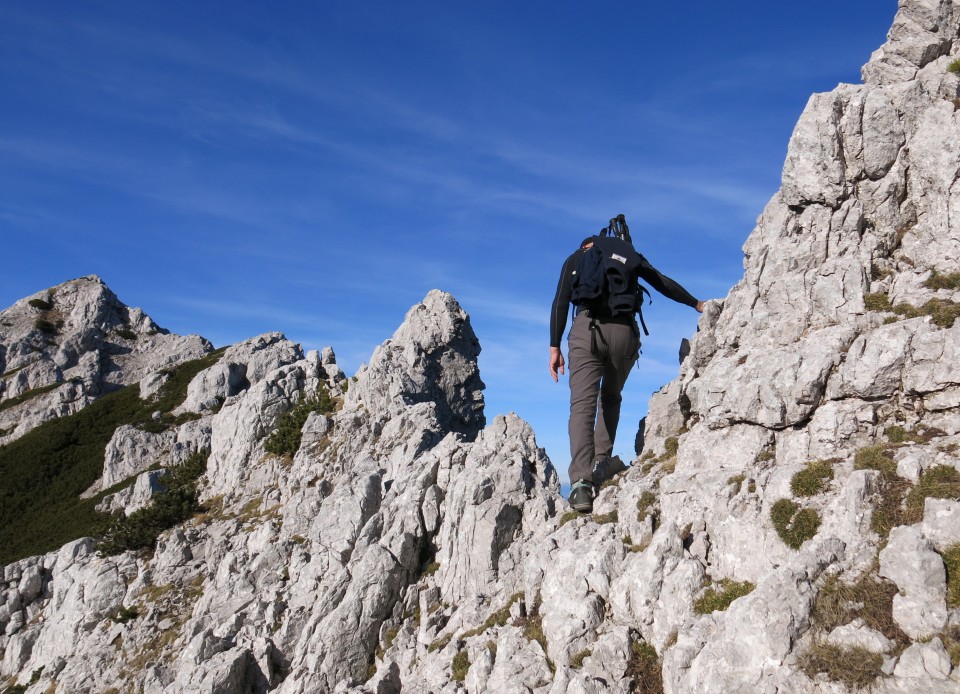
[2,2,960,692]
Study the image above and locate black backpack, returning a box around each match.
[570,215,649,329]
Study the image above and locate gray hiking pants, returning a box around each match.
[567,311,640,484]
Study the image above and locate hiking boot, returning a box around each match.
[568,480,595,513]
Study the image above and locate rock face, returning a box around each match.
[0,275,212,443]
[2,2,960,692]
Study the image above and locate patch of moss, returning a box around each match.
[884,425,911,444]
[790,460,835,497]
[114,327,137,341]
[559,510,581,526]
[727,474,745,492]
[949,58,960,75]
[770,499,820,549]
[422,561,440,577]
[625,639,662,694]
[693,579,755,615]
[797,642,884,689]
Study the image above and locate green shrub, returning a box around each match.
[34,317,60,334]
[115,328,137,341]
[693,579,755,614]
[949,58,960,75]
[771,499,820,549]
[110,605,141,623]
[0,350,224,566]
[791,460,835,497]
[514,594,549,663]
[96,450,209,556]
[28,298,53,310]
[264,385,337,456]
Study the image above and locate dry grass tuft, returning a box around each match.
[451,649,470,682]
[797,642,884,689]
[942,544,960,609]
[625,639,663,694]
[810,572,908,645]
[636,491,657,522]
[770,499,820,549]
[569,648,592,669]
[791,460,835,497]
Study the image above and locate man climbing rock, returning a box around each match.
[549,216,704,513]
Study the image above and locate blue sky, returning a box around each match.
[1,1,896,482]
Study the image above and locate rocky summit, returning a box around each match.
[3,1,960,692]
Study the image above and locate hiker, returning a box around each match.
[549,216,704,512]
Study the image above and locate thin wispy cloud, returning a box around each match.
[1,0,898,483]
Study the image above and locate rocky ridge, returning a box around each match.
[0,275,212,443]
[2,1,960,692]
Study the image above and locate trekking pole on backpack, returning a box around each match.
[616,214,631,243]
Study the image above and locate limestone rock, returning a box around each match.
[879,525,948,638]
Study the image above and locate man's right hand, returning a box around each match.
[549,347,565,382]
